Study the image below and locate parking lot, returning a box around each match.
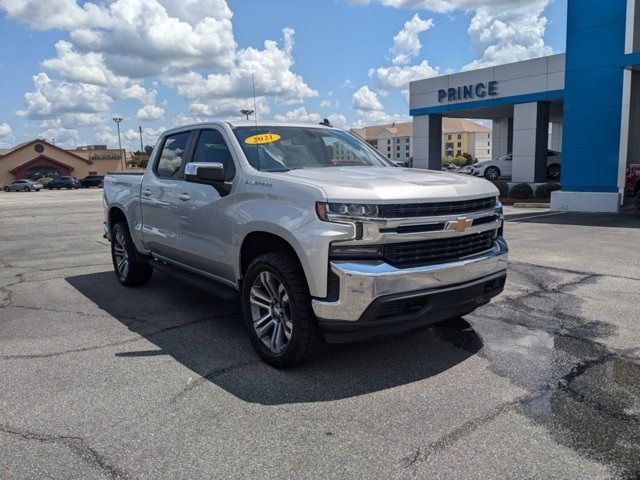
[1,188,639,479]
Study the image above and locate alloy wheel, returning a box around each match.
[113,231,129,279]
[249,271,293,354]
[485,167,499,180]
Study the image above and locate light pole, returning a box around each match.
[240,109,254,120]
[112,116,124,170]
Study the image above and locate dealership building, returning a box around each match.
[410,0,639,212]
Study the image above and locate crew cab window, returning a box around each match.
[156,132,191,179]
[193,130,236,181]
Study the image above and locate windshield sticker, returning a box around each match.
[244,133,281,145]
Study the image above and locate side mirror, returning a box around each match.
[185,162,225,184]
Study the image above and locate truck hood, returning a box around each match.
[281,167,498,202]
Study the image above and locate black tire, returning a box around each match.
[23,186,30,192]
[547,163,561,179]
[111,222,153,287]
[3,187,9,192]
[484,166,500,180]
[242,252,324,368]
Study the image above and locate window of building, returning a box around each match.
[487,142,490,146]
[388,146,391,152]
[457,134,461,139]
[156,131,191,178]
[447,135,451,140]
[387,153,391,158]
[406,145,410,150]
[457,150,462,156]
[457,142,461,147]
[488,133,490,138]
[487,150,490,154]
[446,151,453,157]
[193,129,236,181]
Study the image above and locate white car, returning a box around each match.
[466,150,562,180]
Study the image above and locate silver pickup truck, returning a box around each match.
[103,121,507,367]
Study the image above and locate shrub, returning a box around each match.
[534,183,561,199]
[491,180,509,197]
[38,177,54,186]
[509,183,534,200]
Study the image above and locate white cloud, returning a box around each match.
[137,104,165,121]
[352,85,383,111]
[18,73,112,119]
[38,119,79,147]
[320,100,332,108]
[462,5,552,70]
[352,0,553,70]
[0,122,12,139]
[327,113,347,128]
[371,60,439,91]
[0,0,110,30]
[171,28,316,108]
[274,107,321,124]
[122,127,166,148]
[391,14,433,65]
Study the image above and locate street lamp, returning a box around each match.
[112,116,124,170]
[240,109,254,120]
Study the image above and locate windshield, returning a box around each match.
[233,126,393,172]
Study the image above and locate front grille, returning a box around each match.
[381,197,496,218]
[383,230,496,268]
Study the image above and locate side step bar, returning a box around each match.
[151,259,239,302]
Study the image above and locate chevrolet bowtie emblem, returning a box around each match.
[446,217,473,233]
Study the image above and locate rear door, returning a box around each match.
[174,127,238,283]
[139,130,194,260]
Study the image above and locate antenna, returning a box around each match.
[252,74,258,130]
[252,73,260,171]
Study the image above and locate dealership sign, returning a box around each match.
[438,81,498,103]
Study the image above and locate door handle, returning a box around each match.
[177,193,191,201]
[142,189,152,197]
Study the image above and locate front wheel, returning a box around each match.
[111,222,153,286]
[242,252,324,368]
[484,166,500,180]
[23,186,30,192]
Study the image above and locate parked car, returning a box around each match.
[46,176,80,189]
[3,179,43,192]
[625,163,640,216]
[79,175,104,188]
[103,121,507,367]
[465,150,562,180]
[442,163,458,171]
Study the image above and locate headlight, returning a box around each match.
[315,202,380,220]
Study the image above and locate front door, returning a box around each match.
[175,128,237,284]
[139,131,192,259]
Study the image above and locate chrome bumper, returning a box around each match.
[312,238,508,322]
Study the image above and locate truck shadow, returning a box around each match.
[65,271,481,405]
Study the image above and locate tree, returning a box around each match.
[144,145,154,156]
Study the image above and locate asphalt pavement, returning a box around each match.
[1,189,639,479]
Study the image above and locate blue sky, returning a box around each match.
[0,0,567,150]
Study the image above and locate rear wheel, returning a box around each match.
[3,187,9,192]
[242,252,324,368]
[484,166,500,180]
[111,222,153,286]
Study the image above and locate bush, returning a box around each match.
[491,180,509,197]
[38,177,54,186]
[534,183,561,199]
[509,183,534,200]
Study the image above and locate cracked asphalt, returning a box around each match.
[1,189,639,479]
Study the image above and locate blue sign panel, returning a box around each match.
[438,81,498,103]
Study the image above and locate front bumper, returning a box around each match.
[312,237,508,325]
